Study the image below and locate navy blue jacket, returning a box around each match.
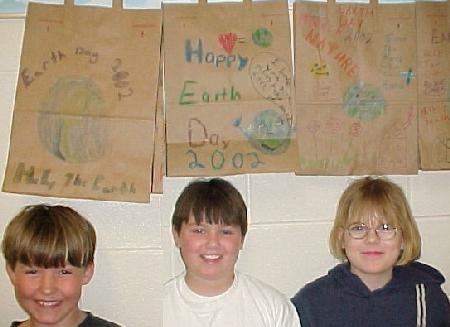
[292,262,450,327]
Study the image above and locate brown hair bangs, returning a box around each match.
[2,205,96,269]
[172,178,247,237]
[329,176,421,265]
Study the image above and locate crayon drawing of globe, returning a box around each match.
[343,83,385,121]
[38,76,107,163]
[234,109,292,155]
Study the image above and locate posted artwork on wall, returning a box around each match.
[417,0,450,170]
[152,47,166,194]
[294,0,418,175]
[163,0,299,176]
[2,0,162,202]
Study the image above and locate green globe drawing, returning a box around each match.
[38,76,107,163]
[343,83,385,121]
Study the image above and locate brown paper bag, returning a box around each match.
[2,0,162,202]
[163,0,298,176]
[151,47,165,194]
[417,1,450,170]
[294,0,418,175]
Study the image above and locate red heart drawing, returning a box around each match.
[218,33,238,54]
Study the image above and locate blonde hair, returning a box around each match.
[2,204,96,269]
[329,176,421,265]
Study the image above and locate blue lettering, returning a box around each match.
[184,38,248,71]
[185,39,203,63]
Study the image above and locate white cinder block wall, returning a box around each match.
[1,14,450,327]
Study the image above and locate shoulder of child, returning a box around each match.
[163,271,184,298]
[293,264,343,299]
[237,272,300,326]
[79,312,123,327]
[163,271,182,286]
[237,271,295,306]
[396,261,446,285]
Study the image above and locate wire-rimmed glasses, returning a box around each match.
[346,223,399,241]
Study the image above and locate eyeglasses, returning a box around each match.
[346,223,398,240]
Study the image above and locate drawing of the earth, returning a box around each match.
[234,109,292,155]
[38,76,107,163]
[343,83,385,121]
[252,28,272,48]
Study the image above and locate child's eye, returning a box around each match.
[349,224,367,231]
[25,269,38,275]
[59,269,72,275]
[192,227,205,234]
[221,228,234,235]
[378,223,396,231]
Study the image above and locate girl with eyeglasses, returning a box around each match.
[291,176,450,327]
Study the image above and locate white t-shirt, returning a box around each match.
[163,271,301,327]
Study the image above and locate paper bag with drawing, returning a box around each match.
[151,50,165,194]
[294,0,418,175]
[2,0,161,202]
[163,0,298,176]
[417,1,450,170]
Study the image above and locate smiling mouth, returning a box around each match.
[201,254,222,260]
[36,300,60,307]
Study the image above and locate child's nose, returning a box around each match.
[365,228,380,243]
[39,274,57,294]
[206,231,219,247]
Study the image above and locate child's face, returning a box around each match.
[6,262,94,327]
[341,214,403,287]
[173,215,243,295]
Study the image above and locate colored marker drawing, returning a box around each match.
[249,53,291,101]
[310,62,329,78]
[233,109,292,155]
[306,119,321,160]
[343,83,385,121]
[433,134,450,164]
[377,112,412,169]
[252,28,272,48]
[38,76,107,163]
[400,69,416,85]
[218,32,238,54]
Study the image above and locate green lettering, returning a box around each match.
[179,80,198,105]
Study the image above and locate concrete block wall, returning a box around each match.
[1,14,449,327]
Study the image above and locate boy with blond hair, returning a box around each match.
[2,204,121,327]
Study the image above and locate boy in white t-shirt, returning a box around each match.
[163,178,300,327]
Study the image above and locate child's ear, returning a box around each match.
[5,264,16,285]
[81,263,95,285]
[172,226,180,248]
